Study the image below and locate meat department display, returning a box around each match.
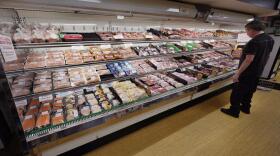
[3,21,241,145]
[15,55,238,133]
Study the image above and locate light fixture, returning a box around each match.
[117,15,125,20]
[166,8,180,13]
[247,18,254,22]
[211,22,215,26]
[78,0,101,3]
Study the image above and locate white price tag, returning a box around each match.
[25,115,33,120]
[100,44,111,49]
[123,43,133,48]
[145,34,154,39]
[39,94,53,102]
[15,99,27,106]
[0,34,17,62]
[42,111,49,115]
[55,112,62,117]
[180,41,187,44]
[56,109,63,113]
[113,34,124,39]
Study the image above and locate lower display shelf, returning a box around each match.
[25,71,235,142]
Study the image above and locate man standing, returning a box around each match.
[221,20,274,118]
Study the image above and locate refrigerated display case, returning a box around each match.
[0,5,242,155]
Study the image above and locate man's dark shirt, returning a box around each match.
[239,33,274,81]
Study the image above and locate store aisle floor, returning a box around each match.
[85,89,280,156]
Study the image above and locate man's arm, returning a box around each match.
[233,54,255,82]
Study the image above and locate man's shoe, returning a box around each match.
[240,107,250,114]
[220,108,239,118]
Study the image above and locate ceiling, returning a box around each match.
[170,0,279,16]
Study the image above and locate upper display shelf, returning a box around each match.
[3,40,234,75]
[7,23,238,47]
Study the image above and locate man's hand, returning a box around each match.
[233,73,240,82]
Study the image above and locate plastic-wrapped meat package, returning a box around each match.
[53,100,63,110]
[64,96,75,111]
[22,115,36,132]
[123,32,145,40]
[147,58,178,70]
[33,71,52,93]
[25,105,39,116]
[80,106,91,116]
[11,73,34,97]
[3,58,25,71]
[39,103,51,112]
[3,50,26,71]
[89,46,102,56]
[44,25,60,42]
[52,110,64,125]
[80,51,94,62]
[133,46,150,56]
[97,32,114,41]
[68,67,86,86]
[25,50,46,69]
[66,108,79,121]
[36,111,50,128]
[116,47,137,58]
[53,70,71,89]
[31,25,46,43]
[77,95,86,106]
[64,50,83,65]
[46,50,65,67]
[13,25,32,43]
[112,80,148,103]
[82,67,101,84]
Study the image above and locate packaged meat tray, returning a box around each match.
[36,111,50,128]
[97,32,114,41]
[66,108,79,121]
[39,103,51,112]
[80,106,91,116]
[169,71,197,84]
[132,45,159,56]
[53,100,64,110]
[25,105,39,116]
[13,26,32,43]
[111,80,148,103]
[11,87,31,97]
[63,34,83,42]
[22,115,36,132]
[52,111,64,126]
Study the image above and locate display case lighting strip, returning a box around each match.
[25,71,235,142]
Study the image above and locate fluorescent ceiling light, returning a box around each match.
[78,0,101,3]
[166,8,180,13]
[247,18,254,22]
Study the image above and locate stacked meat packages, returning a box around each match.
[134,73,184,95]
